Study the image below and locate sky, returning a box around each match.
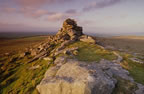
[0,0,144,35]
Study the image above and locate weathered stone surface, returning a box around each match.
[56,40,74,52]
[135,83,144,94]
[54,46,78,56]
[29,65,40,70]
[54,56,68,66]
[129,57,144,64]
[4,53,10,56]
[37,59,117,94]
[79,35,96,44]
[72,50,78,55]
[63,47,79,55]
[98,59,134,82]
[43,57,53,61]
[112,51,123,63]
[19,53,26,58]
[30,49,37,56]
[19,51,30,58]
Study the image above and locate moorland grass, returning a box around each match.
[121,55,144,85]
[68,41,117,62]
[0,55,52,94]
[112,76,137,94]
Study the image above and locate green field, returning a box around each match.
[67,41,117,62]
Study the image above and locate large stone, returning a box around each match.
[19,51,30,58]
[43,57,53,61]
[63,18,77,29]
[56,40,74,52]
[37,59,116,94]
[30,49,37,56]
[79,35,96,44]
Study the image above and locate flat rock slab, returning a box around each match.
[37,59,116,94]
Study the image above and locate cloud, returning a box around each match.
[2,8,17,13]
[47,9,79,21]
[0,7,79,20]
[0,0,77,20]
[83,0,122,11]
[0,22,29,31]
[18,8,55,18]
[65,9,77,14]
[0,7,55,18]
[47,13,69,21]
[14,0,74,8]
[14,0,48,7]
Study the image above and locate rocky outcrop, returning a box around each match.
[21,18,97,63]
[26,18,86,63]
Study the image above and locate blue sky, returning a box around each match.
[0,0,144,35]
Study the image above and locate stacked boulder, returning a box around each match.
[56,18,83,41]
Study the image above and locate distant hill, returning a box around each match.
[113,36,144,40]
[0,32,56,38]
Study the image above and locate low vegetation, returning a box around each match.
[112,76,137,94]
[121,54,144,85]
[0,54,52,94]
[68,41,117,62]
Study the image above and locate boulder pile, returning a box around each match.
[56,18,83,41]
[23,18,96,63]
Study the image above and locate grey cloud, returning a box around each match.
[14,0,74,8]
[83,0,122,11]
[65,9,77,14]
